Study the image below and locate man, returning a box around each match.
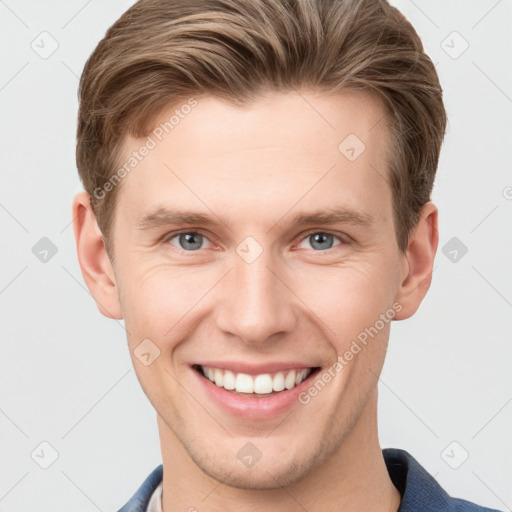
[71,0,502,510]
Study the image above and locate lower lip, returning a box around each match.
[192,366,320,420]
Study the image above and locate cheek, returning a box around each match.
[117,244,399,352]
[289,260,396,332]
[118,262,210,348]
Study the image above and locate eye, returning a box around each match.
[167,231,212,251]
[297,232,344,251]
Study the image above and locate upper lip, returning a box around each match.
[193,361,319,375]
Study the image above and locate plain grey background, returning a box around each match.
[0,1,511,511]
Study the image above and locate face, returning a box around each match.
[96,90,412,488]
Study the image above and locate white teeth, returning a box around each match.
[214,368,223,387]
[199,366,312,394]
[235,373,254,393]
[284,370,296,390]
[254,374,273,394]
[273,372,285,392]
[223,370,236,390]
[296,369,308,385]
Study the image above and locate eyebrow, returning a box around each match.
[135,206,375,231]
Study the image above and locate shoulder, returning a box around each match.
[116,452,503,512]
[451,498,504,512]
[383,448,503,512]
[117,464,163,512]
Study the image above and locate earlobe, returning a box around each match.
[394,202,439,320]
[72,191,123,320]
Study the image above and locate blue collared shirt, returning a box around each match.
[117,448,503,512]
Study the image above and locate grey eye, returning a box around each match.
[299,232,342,251]
[310,233,333,250]
[169,232,206,251]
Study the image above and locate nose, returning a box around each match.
[215,246,298,346]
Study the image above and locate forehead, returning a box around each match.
[116,89,392,226]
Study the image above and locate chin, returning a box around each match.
[185,437,328,491]
[198,457,306,490]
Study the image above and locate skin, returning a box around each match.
[73,89,438,512]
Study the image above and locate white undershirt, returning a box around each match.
[146,479,163,512]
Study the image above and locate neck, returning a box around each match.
[158,390,401,512]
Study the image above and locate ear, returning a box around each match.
[394,201,438,320]
[72,191,123,319]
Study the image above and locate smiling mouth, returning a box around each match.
[193,364,321,397]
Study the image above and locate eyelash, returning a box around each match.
[164,229,348,253]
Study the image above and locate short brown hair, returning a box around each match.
[76,0,447,256]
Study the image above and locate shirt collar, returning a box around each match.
[118,448,493,512]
